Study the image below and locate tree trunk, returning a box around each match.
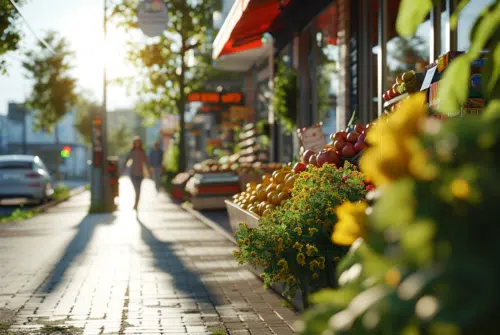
[178,50,186,173]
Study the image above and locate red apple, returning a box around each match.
[302,150,316,164]
[334,139,346,151]
[342,143,356,158]
[346,132,359,143]
[383,92,389,101]
[293,162,307,174]
[309,155,318,167]
[316,149,341,167]
[333,131,348,141]
[357,133,366,144]
[354,124,365,134]
[354,141,366,152]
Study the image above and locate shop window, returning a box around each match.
[457,0,495,50]
[314,2,339,136]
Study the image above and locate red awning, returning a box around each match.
[213,0,289,59]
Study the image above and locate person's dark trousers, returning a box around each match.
[131,176,143,209]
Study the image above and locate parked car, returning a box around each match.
[0,155,54,203]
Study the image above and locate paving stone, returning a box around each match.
[0,180,298,333]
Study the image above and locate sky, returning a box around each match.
[0,0,139,115]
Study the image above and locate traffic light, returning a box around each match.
[61,146,71,158]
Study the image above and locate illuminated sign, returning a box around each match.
[230,106,253,121]
[221,92,243,104]
[187,91,243,104]
[187,92,220,103]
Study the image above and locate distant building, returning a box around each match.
[3,102,88,180]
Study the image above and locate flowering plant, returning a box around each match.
[234,162,366,306]
[298,93,500,334]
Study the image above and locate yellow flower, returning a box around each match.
[233,250,240,257]
[296,253,306,266]
[306,244,318,256]
[306,219,313,225]
[250,251,257,257]
[287,276,296,284]
[308,228,319,237]
[450,178,470,200]
[260,273,265,278]
[309,260,320,271]
[385,268,401,287]
[318,257,326,270]
[278,259,288,270]
[360,93,435,186]
[294,227,303,236]
[332,201,368,246]
[293,242,303,252]
[312,273,319,280]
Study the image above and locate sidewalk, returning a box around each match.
[0,179,298,335]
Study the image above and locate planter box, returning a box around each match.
[191,196,232,210]
[238,172,263,190]
[225,200,260,234]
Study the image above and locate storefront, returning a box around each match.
[213,0,493,161]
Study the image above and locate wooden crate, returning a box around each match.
[225,200,260,234]
[191,196,232,210]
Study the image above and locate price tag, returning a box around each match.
[297,124,326,153]
[420,66,437,91]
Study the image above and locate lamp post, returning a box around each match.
[90,0,112,212]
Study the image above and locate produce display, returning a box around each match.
[232,167,296,217]
[185,172,240,210]
[170,171,193,201]
[382,70,420,102]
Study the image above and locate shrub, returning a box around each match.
[234,162,366,306]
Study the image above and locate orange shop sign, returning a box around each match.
[206,139,222,147]
[230,106,253,121]
[187,92,220,103]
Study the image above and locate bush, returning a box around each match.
[52,184,70,201]
[234,162,366,306]
[298,94,500,334]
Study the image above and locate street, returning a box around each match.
[0,179,297,335]
[0,180,88,217]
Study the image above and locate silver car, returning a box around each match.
[0,155,54,202]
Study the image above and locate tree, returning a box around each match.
[108,124,132,157]
[0,0,26,73]
[22,31,78,133]
[110,0,221,172]
[74,95,101,147]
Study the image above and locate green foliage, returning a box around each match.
[22,31,78,132]
[234,162,366,303]
[0,0,26,74]
[74,95,101,146]
[108,124,132,157]
[52,184,70,201]
[0,208,39,223]
[272,61,298,132]
[298,102,500,334]
[396,0,433,37]
[165,138,179,173]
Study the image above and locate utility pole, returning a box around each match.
[90,0,112,212]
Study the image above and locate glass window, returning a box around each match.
[458,0,495,51]
[314,2,339,137]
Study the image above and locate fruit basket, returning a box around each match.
[186,172,240,210]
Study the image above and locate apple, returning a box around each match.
[316,149,341,167]
[309,155,318,167]
[302,149,316,164]
[354,141,366,152]
[357,133,366,144]
[334,139,346,151]
[346,132,359,143]
[293,162,307,174]
[383,92,389,101]
[354,124,365,134]
[342,143,356,158]
[333,131,348,141]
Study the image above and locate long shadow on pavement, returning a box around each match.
[136,216,221,305]
[39,214,116,293]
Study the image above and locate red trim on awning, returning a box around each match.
[213,0,288,59]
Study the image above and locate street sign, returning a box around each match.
[137,0,168,38]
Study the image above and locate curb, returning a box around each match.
[181,202,237,246]
[180,202,303,313]
[34,185,89,213]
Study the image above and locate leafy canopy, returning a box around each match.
[110,0,221,120]
[0,0,26,73]
[22,31,78,132]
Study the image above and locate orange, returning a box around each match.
[262,209,271,217]
[249,195,258,204]
[262,174,272,185]
[276,183,285,193]
[278,192,289,203]
[265,183,277,194]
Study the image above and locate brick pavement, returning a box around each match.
[0,179,297,335]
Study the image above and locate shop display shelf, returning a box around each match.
[383,93,409,109]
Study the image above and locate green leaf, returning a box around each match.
[481,99,500,120]
[482,39,500,100]
[449,0,470,30]
[467,2,500,59]
[396,0,433,37]
[437,56,470,115]
[309,288,357,307]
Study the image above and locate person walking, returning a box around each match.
[124,136,150,210]
[149,140,164,194]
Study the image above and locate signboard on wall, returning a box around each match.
[230,106,254,121]
[137,0,169,37]
[297,123,326,153]
[187,91,243,104]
